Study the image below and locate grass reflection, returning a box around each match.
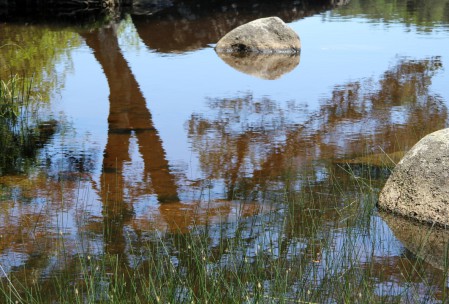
[0,75,57,175]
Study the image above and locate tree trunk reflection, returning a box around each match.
[82,26,180,254]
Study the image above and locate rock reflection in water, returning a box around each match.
[380,212,449,272]
[217,53,300,80]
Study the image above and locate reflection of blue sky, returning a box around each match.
[52,44,109,183]
[389,106,409,125]
[0,9,445,290]
[114,13,449,172]
[51,11,449,197]
[0,250,28,277]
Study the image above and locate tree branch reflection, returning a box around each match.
[187,57,447,204]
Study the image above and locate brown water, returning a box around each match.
[1,0,449,301]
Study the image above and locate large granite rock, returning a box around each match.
[215,16,300,54]
[378,128,449,226]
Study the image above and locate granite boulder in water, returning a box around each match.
[378,128,449,226]
[215,16,301,54]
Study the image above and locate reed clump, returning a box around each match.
[1,163,447,304]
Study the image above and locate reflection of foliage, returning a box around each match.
[188,95,292,182]
[332,0,449,30]
[371,57,443,106]
[0,76,57,175]
[0,24,81,103]
[183,58,448,302]
[117,15,142,53]
[187,57,447,200]
[316,57,446,154]
[0,23,81,176]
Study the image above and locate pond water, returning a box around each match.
[1,0,449,302]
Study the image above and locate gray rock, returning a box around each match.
[378,128,449,226]
[215,17,300,54]
[217,52,299,80]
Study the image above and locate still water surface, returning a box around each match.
[1,0,449,301]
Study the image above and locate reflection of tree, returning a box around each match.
[81,26,181,255]
[188,95,294,199]
[83,28,179,201]
[185,57,448,297]
[0,0,121,22]
[132,0,348,53]
[0,25,78,173]
[0,25,82,175]
[1,12,448,301]
[332,0,449,30]
[311,57,446,155]
[0,24,80,102]
[371,58,442,106]
[187,57,447,202]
